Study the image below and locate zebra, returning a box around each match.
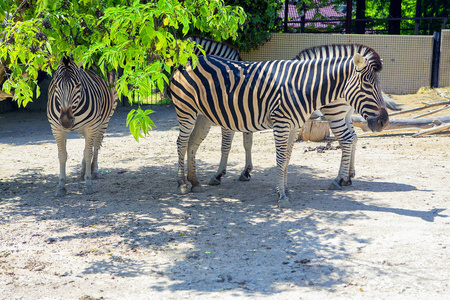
[293,45,400,189]
[169,45,389,207]
[188,43,400,190]
[186,36,241,61]
[47,56,117,196]
[184,36,255,183]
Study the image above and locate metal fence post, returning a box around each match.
[284,0,289,33]
[431,31,441,88]
[345,0,352,34]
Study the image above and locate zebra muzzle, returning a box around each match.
[59,107,75,129]
[367,108,389,132]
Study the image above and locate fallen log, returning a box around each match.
[352,115,450,132]
[412,122,450,137]
[437,89,450,100]
[413,105,450,119]
[299,118,330,141]
[389,100,450,116]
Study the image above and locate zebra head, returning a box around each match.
[345,53,388,132]
[57,80,81,130]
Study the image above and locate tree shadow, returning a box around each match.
[1,158,447,296]
[0,104,178,146]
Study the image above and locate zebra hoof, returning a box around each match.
[238,171,251,182]
[208,176,221,186]
[177,184,189,194]
[277,196,291,208]
[55,187,67,197]
[278,199,291,208]
[191,185,204,193]
[328,180,342,190]
[83,186,94,195]
[341,179,352,186]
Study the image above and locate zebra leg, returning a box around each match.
[344,116,357,182]
[273,124,297,208]
[81,127,96,195]
[329,139,354,190]
[53,129,68,196]
[91,122,108,179]
[321,103,357,190]
[177,117,197,194]
[283,128,300,197]
[91,148,99,179]
[208,127,234,185]
[187,114,213,192]
[238,132,254,182]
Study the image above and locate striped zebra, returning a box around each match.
[291,44,400,189]
[47,56,117,196]
[169,45,389,206]
[184,36,255,184]
[186,36,241,61]
[188,43,400,190]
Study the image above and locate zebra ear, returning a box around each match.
[353,53,367,71]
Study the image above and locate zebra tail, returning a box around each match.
[382,92,402,111]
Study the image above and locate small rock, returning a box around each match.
[33,265,45,271]
[286,250,297,256]
[186,251,201,260]
[46,238,57,244]
[295,259,311,264]
[211,275,225,283]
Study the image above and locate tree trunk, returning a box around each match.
[345,0,353,34]
[414,0,422,34]
[351,115,450,132]
[355,0,366,34]
[388,0,402,34]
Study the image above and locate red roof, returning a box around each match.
[280,3,345,29]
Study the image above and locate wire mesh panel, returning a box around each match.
[439,30,450,88]
[241,33,435,94]
[128,83,171,106]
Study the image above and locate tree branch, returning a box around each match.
[10,0,28,21]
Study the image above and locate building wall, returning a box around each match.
[241,33,437,95]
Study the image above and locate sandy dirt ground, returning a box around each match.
[1,89,449,300]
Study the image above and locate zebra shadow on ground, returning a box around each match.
[1,159,447,297]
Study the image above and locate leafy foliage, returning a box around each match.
[0,0,246,140]
[222,0,283,52]
[292,0,345,33]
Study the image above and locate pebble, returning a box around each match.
[33,265,45,271]
[286,250,297,256]
[46,238,57,244]
[211,275,225,283]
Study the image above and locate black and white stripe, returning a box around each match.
[294,44,399,189]
[189,43,399,189]
[169,45,389,206]
[184,37,254,186]
[47,56,117,196]
[186,36,241,61]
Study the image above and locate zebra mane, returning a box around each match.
[185,35,241,61]
[61,55,72,68]
[59,55,80,80]
[295,44,383,72]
